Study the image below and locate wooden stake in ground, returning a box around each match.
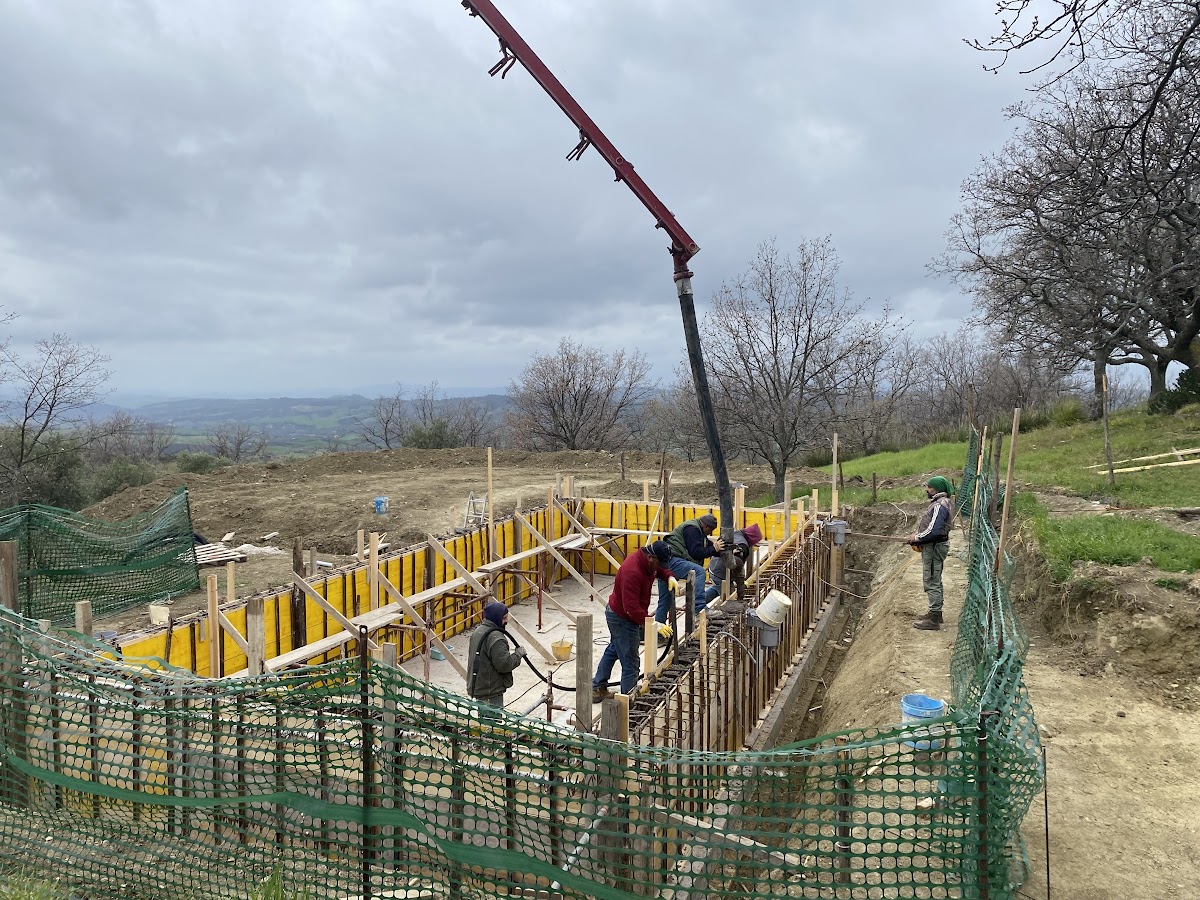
[487,446,496,562]
[206,574,220,678]
[575,612,593,732]
[996,408,1022,566]
[831,432,839,517]
[1102,374,1116,487]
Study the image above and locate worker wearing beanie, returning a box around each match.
[703,522,763,606]
[910,476,955,630]
[655,513,726,624]
[466,601,526,710]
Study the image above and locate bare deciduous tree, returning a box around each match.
[86,411,176,465]
[975,1,1200,149]
[205,422,268,462]
[940,73,1200,401]
[837,333,920,456]
[0,334,111,504]
[450,396,497,448]
[506,339,656,451]
[356,388,408,450]
[701,238,904,500]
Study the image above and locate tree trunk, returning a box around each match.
[1089,354,1107,420]
[1149,360,1170,400]
[773,465,786,505]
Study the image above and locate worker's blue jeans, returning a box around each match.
[655,558,708,624]
[593,607,642,695]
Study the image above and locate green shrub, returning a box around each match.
[90,457,158,503]
[175,451,232,474]
[1148,366,1200,415]
[405,419,460,450]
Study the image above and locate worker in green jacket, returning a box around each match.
[655,513,725,624]
[467,601,526,710]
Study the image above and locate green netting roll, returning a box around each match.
[0,487,200,623]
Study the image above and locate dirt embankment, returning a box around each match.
[800,496,1200,900]
[84,448,787,558]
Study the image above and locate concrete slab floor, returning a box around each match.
[398,571,677,723]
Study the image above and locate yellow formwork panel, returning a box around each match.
[272,590,290,657]
[223,605,247,674]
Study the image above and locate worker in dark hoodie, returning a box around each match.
[910,476,955,630]
[655,513,725,624]
[703,522,763,607]
[467,601,526,710]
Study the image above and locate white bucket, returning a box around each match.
[757,589,792,627]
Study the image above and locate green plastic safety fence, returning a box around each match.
[0,431,1042,899]
[0,487,199,624]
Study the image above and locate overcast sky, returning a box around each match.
[0,0,1028,401]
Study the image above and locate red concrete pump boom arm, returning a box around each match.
[459,0,700,277]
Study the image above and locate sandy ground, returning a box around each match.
[819,534,1200,899]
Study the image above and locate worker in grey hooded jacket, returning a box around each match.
[467,601,526,708]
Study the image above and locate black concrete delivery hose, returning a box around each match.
[501,629,675,692]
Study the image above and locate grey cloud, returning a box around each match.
[0,0,1027,396]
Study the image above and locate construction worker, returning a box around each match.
[911,476,956,630]
[466,601,526,710]
[703,522,763,606]
[593,540,677,702]
[655,513,726,624]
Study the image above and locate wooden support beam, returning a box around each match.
[553,498,621,571]
[831,432,840,516]
[487,446,496,562]
[74,601,93,638]
[217,611,250,657]
[374,575,468,679]
[504,609,557,664]
[293,576,379,652]
[246,596,265,675]
[642,617,656,691]
[206,575,220,678]
[576,612,593,732]
[426,535,490,597]
[369,532,381,611]
[513,512,606,604]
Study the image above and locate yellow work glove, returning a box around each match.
[667,576,680,594]
[657,623,673,642]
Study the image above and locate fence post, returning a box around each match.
[0,541,28,806]
[977,710,999,899]
[359,625,375,900]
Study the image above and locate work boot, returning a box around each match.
[592,686,612,703]
[913,611,943,631]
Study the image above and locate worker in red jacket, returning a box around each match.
[592,540,676,702]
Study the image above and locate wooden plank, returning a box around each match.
[1086,446,1200,468]
[426,535,490,597]
[74,601,93,638]
[503,608,558,663]
[246,596,265,675]
[513,512,606,605]
[374,575,468,679]
[475,536,585,574]
[293,577,379,652]
[217,611,251,656]
[552,498,622,571]
[206,575,220,678]
[576,613,593,732]
[1110,457,1200,474]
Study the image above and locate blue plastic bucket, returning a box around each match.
[901,693,947,750]
[373,496,389,514]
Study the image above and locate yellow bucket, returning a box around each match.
[551,640,573,661]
